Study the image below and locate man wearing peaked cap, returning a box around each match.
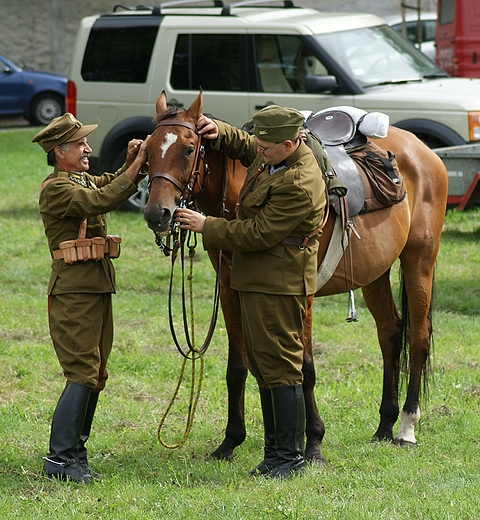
[252,104,304,142]
[32,112,98,153]
[34,114,150,483]
[175,102,327,480]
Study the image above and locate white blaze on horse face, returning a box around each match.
[159,132,178,158]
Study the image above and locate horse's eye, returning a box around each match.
[186,146,195,157]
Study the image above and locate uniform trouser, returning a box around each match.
[48,293,113,392]
[238,291,307,389]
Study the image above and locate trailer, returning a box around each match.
[433,143,480,210]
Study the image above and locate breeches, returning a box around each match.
[48,293,113,392]
[238,291,307,388]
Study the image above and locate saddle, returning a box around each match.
[303,107,406,304]
[305,106,406,216]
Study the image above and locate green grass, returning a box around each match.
[1,128,480,519]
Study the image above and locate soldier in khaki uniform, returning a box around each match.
[33,113,149,483]
[176,105,326,479]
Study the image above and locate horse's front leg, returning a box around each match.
[362,270,402,442]
[208,254,248,461]
[302,295,326,463]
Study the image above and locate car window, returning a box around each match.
[170,34,242,91]
[439,0,454,25]
[253,34,329,93]
[81,19,159,82]
[396,20,436,45]
[423,20,436,42]
[314,25,441,87]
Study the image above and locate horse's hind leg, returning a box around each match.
[302,295,327,463]
[362,270,403,442]
[394,249,436,446]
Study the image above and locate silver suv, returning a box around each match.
[67,1,480,210]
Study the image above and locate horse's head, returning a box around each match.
[144,91,204,236]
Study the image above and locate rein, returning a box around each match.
[150,115,225,449]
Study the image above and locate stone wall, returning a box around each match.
[0,0,436,76]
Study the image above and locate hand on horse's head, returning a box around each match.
[125,135,151,169]
[197,115,219,140]
[124,135,151,183]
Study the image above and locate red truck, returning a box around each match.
[433,0,480,209]
[435,0,480,78]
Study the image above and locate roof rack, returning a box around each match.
[113,4,152,11]
[221,0,296,16]
[114,1,224,14]
[113,0,295,16]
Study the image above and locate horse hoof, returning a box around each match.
[209,449,234,462]
[370,434,393,444]
[305,447,327,465]
[394,438,416,449]
[306,455,328,467]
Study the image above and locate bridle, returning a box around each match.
[148,117,207,207]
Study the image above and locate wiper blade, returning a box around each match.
[422,73,450,79]
[364,77,423,88]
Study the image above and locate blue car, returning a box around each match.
[0,54,66,125]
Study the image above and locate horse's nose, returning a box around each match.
[144,204,172,233]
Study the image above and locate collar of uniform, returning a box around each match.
[269,160,287,175]
[283,139,306,168]
[67,172,88,188]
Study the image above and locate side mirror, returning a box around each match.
[305,74,338,93]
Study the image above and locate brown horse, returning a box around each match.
[144,91,448,463]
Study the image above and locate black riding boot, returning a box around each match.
[249,387,278,476]
[43,383,92,483]
[268,384,306,479]
[78,391,100,479]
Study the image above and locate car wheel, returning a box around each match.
[415,133,450,149]
[120,177,149,212]
[30,93,64,125]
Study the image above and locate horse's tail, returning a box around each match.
[399,268,434,401]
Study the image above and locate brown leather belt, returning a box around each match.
[281,236,317,248]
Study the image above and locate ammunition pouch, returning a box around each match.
[51,218,122,264]
[106,235,121,259]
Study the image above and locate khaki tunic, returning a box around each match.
[202,121,326,387]
[39,166,138,390]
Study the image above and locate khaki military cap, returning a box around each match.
[32,113,98,153]
[252,105,304,143]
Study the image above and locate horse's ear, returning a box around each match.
[186,90,203,120]
[155,91,168,115]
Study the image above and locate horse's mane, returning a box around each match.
[153,105,181,126]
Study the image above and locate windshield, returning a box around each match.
[313,25,446,88]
